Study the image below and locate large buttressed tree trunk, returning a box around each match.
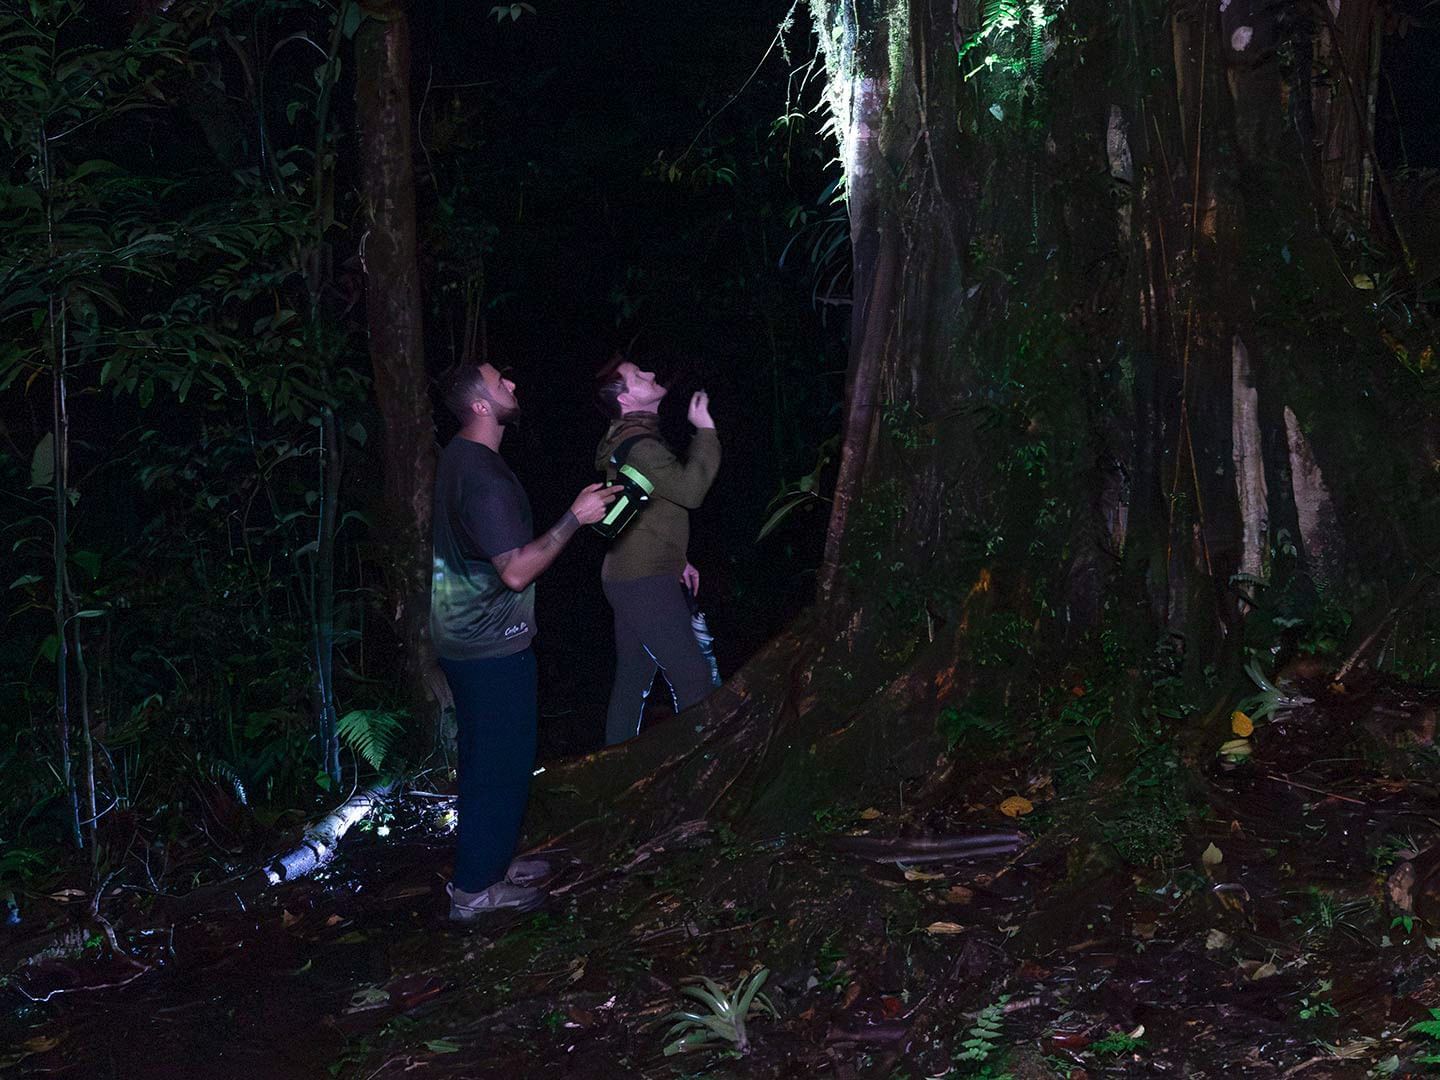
[809,0,1437,687]
[535,0,1437,846]
[355,0,438,714]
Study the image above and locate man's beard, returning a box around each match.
[479,390,521,426]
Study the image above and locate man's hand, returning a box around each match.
[492,484,623,591]
[570,482,623,526]
[687,390,715,430]
[682,562,700,597]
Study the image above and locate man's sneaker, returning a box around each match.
[505,855,554,887]
[446,880,546,923]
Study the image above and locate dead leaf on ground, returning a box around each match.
[21,1037,59,1054]
[859,807,883,820]
[1202,843,1224,866]
[842,981,862,1008]
[941,885,974,904]
[903,867,947,882]
[998,796,1034,817]
[1205,929,1232,950]
[1219,738,1252,759]
[346,986,391,1012]
[925,921,966,935]
[1027,773,1054,794]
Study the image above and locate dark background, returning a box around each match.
[411,2,848,755]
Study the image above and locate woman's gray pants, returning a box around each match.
[603,574,717,746]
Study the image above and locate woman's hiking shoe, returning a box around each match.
[446,880,546,923]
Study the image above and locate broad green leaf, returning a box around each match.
[756,491,814,541]
[340,1,363,39]
[29,432,53,489]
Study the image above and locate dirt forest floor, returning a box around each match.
[7,675,1440,1079]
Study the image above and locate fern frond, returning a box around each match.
[336,709,404,771]
[1028,16,1045,72]
[207,759,248,806]
[981,0,1022,33]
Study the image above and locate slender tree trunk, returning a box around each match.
[51,295,79,850]
[313,407,342,786]
[818,42,898,605]
[354,1,437,719]
[42,121,81,849]
[73,621,98,860]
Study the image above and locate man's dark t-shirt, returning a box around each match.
[430,437,536,660]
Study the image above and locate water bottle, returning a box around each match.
[685,586,722,687]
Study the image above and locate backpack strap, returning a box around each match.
[609,434,663,471]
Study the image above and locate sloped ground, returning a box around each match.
[7,675,1440,1079]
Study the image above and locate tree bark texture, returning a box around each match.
[354,1,437,708]
[526,0,1437,854]
[803,0,1435,670]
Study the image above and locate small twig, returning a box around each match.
[1331,573,1433,684]
[1000,995,1042,1013]
[1264,774,1365,806]
[94,914,150,972]
[674,1,798,169]
[12,964,150,1004]
[79,795,119,826]
[89,868,122,919]
[360,1054,413,1080]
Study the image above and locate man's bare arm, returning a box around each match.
[491,513,578,592]
[491,483,620,591]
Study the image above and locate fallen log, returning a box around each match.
[264,781,397,884]
[3,781,399,989]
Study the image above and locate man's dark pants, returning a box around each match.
[438,648,537,892]
[603,575,715,746]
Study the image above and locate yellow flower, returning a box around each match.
[1230,710,1254,737]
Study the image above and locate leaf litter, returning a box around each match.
[7,673,1440,1077]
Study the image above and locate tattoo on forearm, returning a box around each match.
[547,511,579,547]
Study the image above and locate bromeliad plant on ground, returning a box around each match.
[661,967,779,1056]
[1235,660,1311,725]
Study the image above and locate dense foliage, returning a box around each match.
[0,0,846,895]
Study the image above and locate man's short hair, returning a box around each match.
[593,355,628,420]
[442,363,489,423]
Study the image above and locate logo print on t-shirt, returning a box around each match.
[504,621,530,638]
